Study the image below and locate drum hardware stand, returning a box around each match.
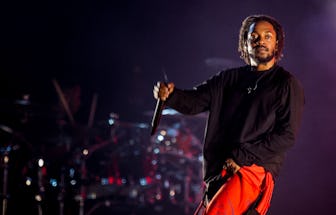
[78,148,89,215]
[1,147,10,215]
[78,91,98,215]
[58,167,66,215]
[36,158,46,215]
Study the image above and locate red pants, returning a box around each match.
[204,165,274,215]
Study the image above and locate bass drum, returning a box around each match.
[149,124,202,159]
[147,124,204,209]
[84,120,155,200]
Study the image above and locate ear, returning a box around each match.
[275,40,279,51]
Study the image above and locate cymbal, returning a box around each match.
[117,121,150,129]
[98,118,149,129]
[0,96,49,118]
[144,108,208,119]
[0,124,13,134]
[0,95,33,106]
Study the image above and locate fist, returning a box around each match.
[153,82,175,101]
[223,158,241,174]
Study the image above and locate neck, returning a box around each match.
[251,59,276,71]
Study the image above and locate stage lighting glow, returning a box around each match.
[153,148,160,154]
[157,135,164,142]
[38,159,44,167]
[108,118,115,125]
[70,180,77,186]
[4,156,9,164]
[35,195,42,202]
[50,179,58,187]
[25,177,32,186]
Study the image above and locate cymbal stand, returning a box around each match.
[58,167,66,215]
[77,91,98,215]
[36,158,46,215]
[78,149,88,215]
[1,147,10,215]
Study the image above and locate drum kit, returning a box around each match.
[0,92,206,215]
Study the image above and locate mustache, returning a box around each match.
[255,45,268,50]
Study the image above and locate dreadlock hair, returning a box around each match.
[238,14,285,65]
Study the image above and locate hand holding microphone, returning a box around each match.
[153,82,175,101]
[151,82,175,135]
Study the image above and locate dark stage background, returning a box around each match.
[1,0,336,214]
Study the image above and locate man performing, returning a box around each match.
[153,14,305,214]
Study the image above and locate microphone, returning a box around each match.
[150,98,165,136]
[151,71,169,136]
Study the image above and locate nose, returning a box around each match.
[255,37,265,46]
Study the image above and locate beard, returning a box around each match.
[250,47,276,64]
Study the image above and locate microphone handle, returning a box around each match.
[151,99,164,136]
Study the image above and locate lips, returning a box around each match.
[256,46,267,50]
[255,46,268,53]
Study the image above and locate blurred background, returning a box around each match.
[1,0,336,214]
